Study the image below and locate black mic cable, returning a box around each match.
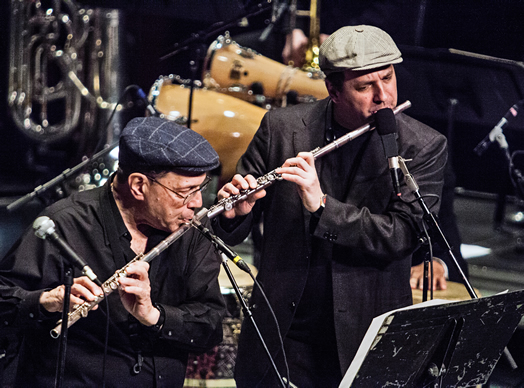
[136,87,160,117]
[191,215,292,387]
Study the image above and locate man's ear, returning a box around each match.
[128,173,148,200]
[325,79,339,103]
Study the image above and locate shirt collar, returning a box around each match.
[101,175,131,244]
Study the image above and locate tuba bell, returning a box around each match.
[8,0,124,146]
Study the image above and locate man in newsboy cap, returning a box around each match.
[214,25,448,387]
[0,117,226,387]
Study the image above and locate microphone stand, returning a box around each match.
[7,142,118,213]
[159,2,272,130]
[259,0,289,42]
[400,157,475,298]
[399,157,518,370]
[191,217,291,388]
[55,264,74,388]
[7,82,150,213]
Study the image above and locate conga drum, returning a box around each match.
[203,34,328,106]
[149,76,267,181]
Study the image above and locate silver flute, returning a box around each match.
[206,100,411,219]
[50,209,208,338]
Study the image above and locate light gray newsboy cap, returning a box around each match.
[319,25,402,75]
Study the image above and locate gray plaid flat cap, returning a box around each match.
[119,117,220,173]
[319,25,402,75]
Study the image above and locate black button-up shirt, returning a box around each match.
[0,179,225,387]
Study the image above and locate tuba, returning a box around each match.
[8,0,124,146]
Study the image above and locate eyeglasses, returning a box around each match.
[146,175,212,205]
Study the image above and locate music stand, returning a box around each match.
[340,290,524,387]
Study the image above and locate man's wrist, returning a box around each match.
[149,304,165,332]
[311,194,326,218]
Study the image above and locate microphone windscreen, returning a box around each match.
[375,108,397,136]
[33,216,55,239]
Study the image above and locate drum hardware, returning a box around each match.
[158,2,273,137]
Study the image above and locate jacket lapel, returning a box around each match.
[292,99,331,178]
[291,99,331,240]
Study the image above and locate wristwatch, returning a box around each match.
[312,194,327,218]
[320,193,327,208]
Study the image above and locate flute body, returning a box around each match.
[207,100,411,219]
[50,209,207,338]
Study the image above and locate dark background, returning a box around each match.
[2,0,524,197]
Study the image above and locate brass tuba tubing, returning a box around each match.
[206,100,411,219]
[50,209,208,338]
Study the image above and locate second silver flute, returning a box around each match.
[207,100,411,219]
[50,209,208,338]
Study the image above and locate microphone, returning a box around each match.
[474,101,522,156]
[375,108,402,197]
[136,88,160,117]
[33,216,102,286]
[191,214,252,274]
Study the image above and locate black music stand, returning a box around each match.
[340,290,524,387]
